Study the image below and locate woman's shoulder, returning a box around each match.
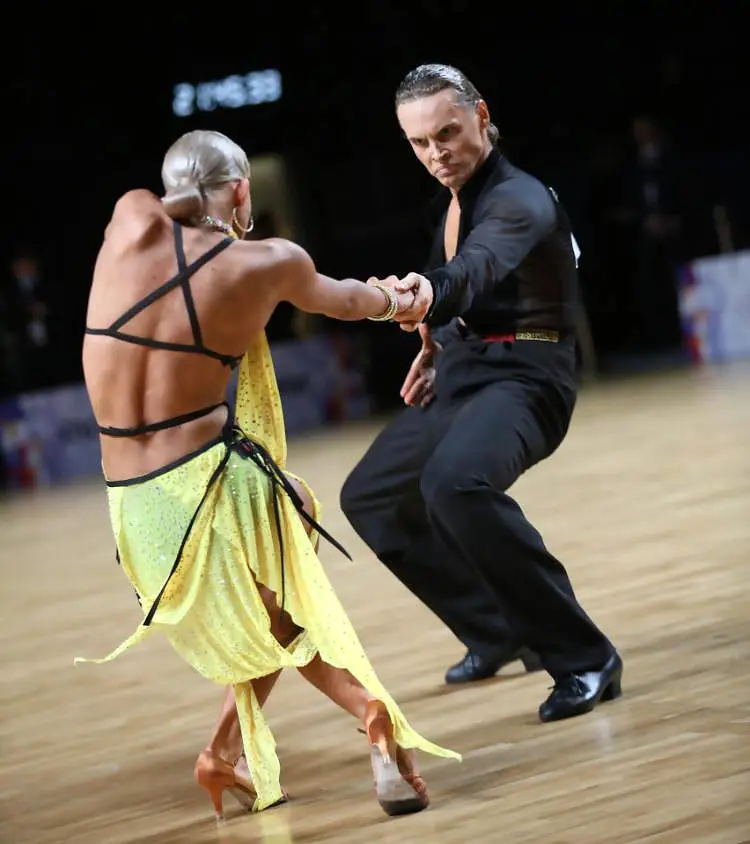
[115,188,161,208]
[111,189,163,219]
[104,190,167,243]
[235,236,312,270]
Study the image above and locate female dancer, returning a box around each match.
[76,130,460,819]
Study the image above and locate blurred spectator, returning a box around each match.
[2,250,56,393]
[0,288,22,397]
[612,115,687,351]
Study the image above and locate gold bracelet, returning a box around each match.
[367,283,398,322]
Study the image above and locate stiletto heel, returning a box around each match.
[206,781,226,819]
[363,700,429,816]
[194,749,258,819]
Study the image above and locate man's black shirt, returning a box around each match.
[423,149,580,339]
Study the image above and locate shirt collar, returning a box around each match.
[457,146,502,206]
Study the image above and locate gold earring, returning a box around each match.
[232,207,254,236]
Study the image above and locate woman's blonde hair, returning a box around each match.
[161,130,250,222]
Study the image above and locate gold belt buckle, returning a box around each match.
[515,330,559,343]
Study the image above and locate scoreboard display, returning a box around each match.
[171,69,283,118]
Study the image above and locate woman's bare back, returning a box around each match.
[84,178,414,482]
[83,190,284,481]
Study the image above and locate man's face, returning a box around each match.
[397,89,489,191]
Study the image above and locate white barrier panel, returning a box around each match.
[678,249,750,364]
[0,335,370,489]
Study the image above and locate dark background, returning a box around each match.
[3,6,749,403]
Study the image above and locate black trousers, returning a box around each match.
[340,335,613,679]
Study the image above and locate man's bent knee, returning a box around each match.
[421,437,524,517]
[339,461,370,523]
[420,459,494,520]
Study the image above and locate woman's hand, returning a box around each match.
[367,273,433,331]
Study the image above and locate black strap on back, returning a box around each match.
[88,223,244,438]
[85,223,241,369]
[97,402,225,438]
[174,223,205,352]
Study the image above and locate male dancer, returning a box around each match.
[341,64,622,722]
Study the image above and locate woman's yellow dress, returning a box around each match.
[75,332,460,811]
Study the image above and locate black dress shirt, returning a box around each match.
[423,149,580,340]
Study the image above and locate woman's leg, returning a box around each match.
[249,534,427,814]
[203,676,281,764]
[196,472,318,815]
[200,472,318,764]
[286,480,428,814]
[200,472,426,815]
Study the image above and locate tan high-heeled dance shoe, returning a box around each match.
[363,700,429,816]
[194,749,288,819]
[194,749,256,819]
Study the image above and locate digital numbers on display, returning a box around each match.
[172,70,282,117]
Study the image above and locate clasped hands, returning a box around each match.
[366,272,433,332]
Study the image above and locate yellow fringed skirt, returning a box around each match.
[75,336,460,811]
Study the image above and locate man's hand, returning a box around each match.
[366,274,416,318]
[400,324,438,407]
[368,273,433,331]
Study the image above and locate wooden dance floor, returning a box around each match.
[1,364,749,844]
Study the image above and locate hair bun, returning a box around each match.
[162,185,203,221]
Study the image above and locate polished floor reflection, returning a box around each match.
[1,364,749,843]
